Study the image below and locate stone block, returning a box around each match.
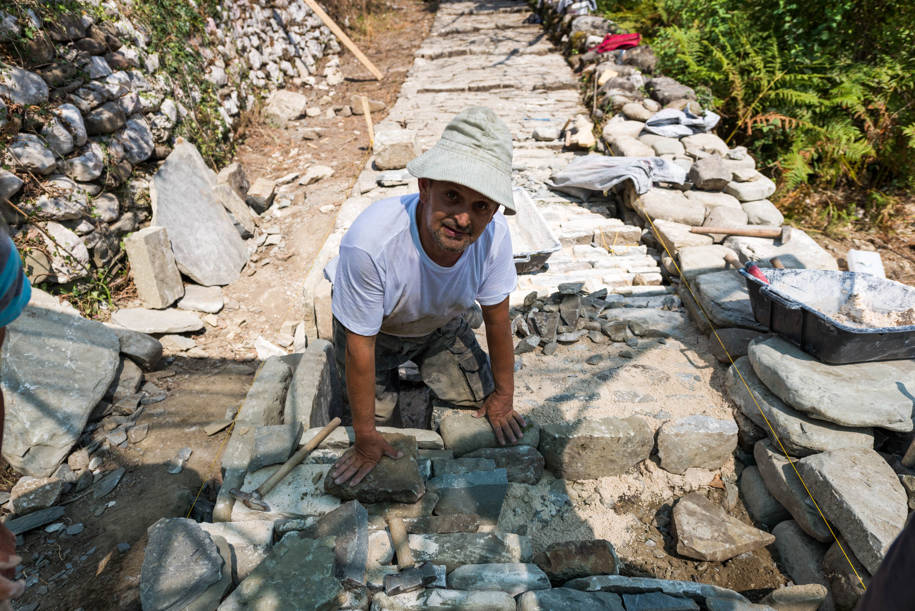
[407,532,531,572]
[177,284,224,314]
[657,415,738,474]
[739,465,790,528]
[438,410,539,457]
[299,426,444,450]
[263,89,310,123]
[633,189,706,225]
[694,270,767,330]
[609,135,653,157]
[199,520,273,583]
[216,161,248,200]
[10,477,63,514]
[539,416,654,479]
[533,539,619,582]
[247,423,302,472]
[741,200,783,225]
[463,446,545,484]
[238,356,293,426]
[431,457,496,477]
[430,469,508,522]
[703,207,750,242]
[245,177,275,213]
[447,562,550,596]
[373,129,419,170]
[371,589,515,610]
[707,328,763,363]
[563,575,749,604]
[231,463,340,522]
[518,588,625,611]
[681,133,728,157]
[672,492,775,562]
[124,227,184,309]
[723,227,837,270]
[284,339,341,429]
[651,219,714,254]
[602,309,693,339]
[797,448,907,574]
[623,593,699,610]
[324,434,425,504]
[110,308,203,334]
[772,520,829,587]
[677,244,737,279]
[684,190,742,210]
[689,156,732,191]
[823,538,869,610]
[761,584,828,611]
[725,174,776,202]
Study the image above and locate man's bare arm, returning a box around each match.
[331,329,401,486]
[477,297,525,444]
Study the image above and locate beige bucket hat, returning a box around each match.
[407,106,516,214]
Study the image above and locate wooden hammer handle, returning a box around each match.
[256,417,341,497]
[690,226,782,238]
[388,517,414,569]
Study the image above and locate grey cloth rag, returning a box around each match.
[643,108,720,138]
[547,154,687,199]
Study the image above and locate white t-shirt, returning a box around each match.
[326,193,517,337]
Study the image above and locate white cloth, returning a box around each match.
[325,193,517,338]
[547,154,687,199]
[643,108,720,138]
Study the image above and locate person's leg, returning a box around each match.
[415,316,495,408]
[333,318,416,425]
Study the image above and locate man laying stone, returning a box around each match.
[327,107,526,487]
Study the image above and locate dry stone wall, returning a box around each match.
[0,1,339,288]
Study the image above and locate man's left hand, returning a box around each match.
[473,392,525,445]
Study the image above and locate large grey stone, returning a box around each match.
[684,190,742,210]
[689,156,732,191]
[438,410,539,457]
[239,356,293,425]
[140,518,226,611]
[633,189,706,225]
[823,539,869,610]
[84,101,126,135]
[373,129,418,170]
[761,584,828,611]
[217,533,347,610]
[198,520,273,583]
[106,356,144,402]
[106,325,163,370]
[672,492,775,561]
[0,65,48,104]
[623,593,699,610]
[657,415,738,474]
[601,309,693,339]
[299,426,444,450]
[739,465,790,528]
[118,117,154,164]
[324,434,425,504]
[539,416,654,479]
[518,588,625,611]
[0,169,23,203]
[681,133,729,157]
[677,245,737,279]
[54,103,87,147]
[231,463,340,522]
[796,448,907,574]
[124,227,184,309]
[703,207,750,241]
[10,476,63,514]
[693,270,767,330]
[371,589,515,610]
[214,183,256,239]
[651,219,714,253]
[110,308,203,334]
[741,200,783,225]
[749,336,915,431]
[245,177,275,213]
[447,562,549,596]
[41,117,74,156]
[43,221,89,283]
[150,141,247,286]
[533,539,619,582]
[177,285,224,314]
[407,532,531,572]
[771,520,829,588]
[726,357,873,457]
[725,174,776,202]
[263,89,310,124]
[248,423,301,472]
[462,446,545,484]
[708,328,763,363]
[647,77,696,105]
[563,575,749,604]
[6,134,56,175]
[63,142,104,182]
[216,162,248,200]
[2,303,119,476]
[284,339,341,429]
[723,227,837,270]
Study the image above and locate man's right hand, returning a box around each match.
[331,429,403,487]
[0,523,24,604]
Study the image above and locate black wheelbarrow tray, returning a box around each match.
[739,267,915,364]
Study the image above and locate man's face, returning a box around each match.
[417,178,498,262]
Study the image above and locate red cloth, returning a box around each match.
[590,32,641,53]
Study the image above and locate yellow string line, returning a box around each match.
[642,212,868,590]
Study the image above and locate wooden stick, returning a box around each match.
[301,0,384,81]
[360,95,375,149]
[388,517,414,569]
[690,226,783,238]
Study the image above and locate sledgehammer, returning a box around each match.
[230,417,341,511]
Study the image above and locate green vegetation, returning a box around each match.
[598,0,915,225]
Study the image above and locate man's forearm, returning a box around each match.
[345,332,378,437]
[482,299,514,400]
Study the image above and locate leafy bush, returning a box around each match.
[597,0,915,203]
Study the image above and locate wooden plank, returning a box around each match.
[301,0,384,81]
[360,96,375,149]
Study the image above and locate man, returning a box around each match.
[328,107,526,486]
[0,222,31,605]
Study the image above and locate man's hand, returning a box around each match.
[331,429,403,487]
[474,391,526,445]
[0,523,24,604]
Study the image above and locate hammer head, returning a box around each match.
[228,488,269,512]
[383,562,442,595]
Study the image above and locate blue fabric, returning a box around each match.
[0,235,31,328]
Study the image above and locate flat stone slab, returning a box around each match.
[447,562,550,596]
[563,575,749,604]
[141,518,225,611]
[726,357,874,457]
[462,446,545,484]
[723,227,837,271]
[738,465,790,529]
[771,520,829,589]
[231,463,341,522]
[300,425,444,450]
[693,270,767,331]
[518,588,625,610]
[324,434,425,504]
[151,141,247,286]
[539,416,654,479]
[407,532,531,572]
[602,309,693,340]
[623,592,699,611]
[438,410,540,456]
[110,308,204,334]
[657,415,737,474]
[2,304,120,476]
[371,589,515,610]
[285,340,341,429]
[217,533,347,610]
[672,492,775,562]
[749,336,915,432]
[533,539,619,582]
[797,447,908,574]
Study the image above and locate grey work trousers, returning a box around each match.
[333,316,494,424]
